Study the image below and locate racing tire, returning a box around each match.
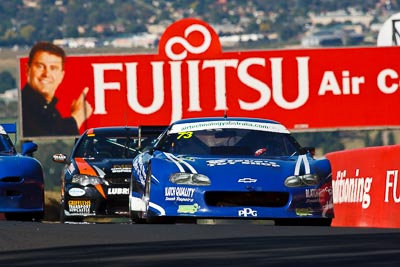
[63,216,84,223]
[274,218,332,226]
[146,216,176,224]
[59,198,83,223]
[130,211,146,224]
[140,165,175,224]
[59,199,66,223]
[5,212,44,222]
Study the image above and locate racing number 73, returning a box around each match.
[177,132,193,139]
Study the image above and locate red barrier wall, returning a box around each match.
[326,145,400,228]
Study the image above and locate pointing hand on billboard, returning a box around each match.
[71,87,93,129]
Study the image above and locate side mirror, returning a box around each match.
[21,142,38,156]
[52,153,68,164]
[148,147,156,155]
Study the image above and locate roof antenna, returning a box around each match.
[123,110,128,128]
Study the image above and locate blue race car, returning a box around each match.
[130,117,333,225]
[0,123,44,221]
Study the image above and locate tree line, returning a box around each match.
[0,0,394,47]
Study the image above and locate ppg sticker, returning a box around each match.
[238,207,258,217]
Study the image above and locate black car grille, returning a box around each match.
[204,191,289,207]
[0,176,23,183]
[107,196,129,215]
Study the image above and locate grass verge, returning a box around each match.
[44,190,60,222]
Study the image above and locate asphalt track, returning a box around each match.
[0,220,399,266]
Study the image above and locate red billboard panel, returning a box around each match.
[327,146,400,228]
[19,18,400,138]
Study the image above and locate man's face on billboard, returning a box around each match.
[27,51,65,103]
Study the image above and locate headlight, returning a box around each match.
[72,174,105,186]
[284,174,320,187]
[169,173,211,186]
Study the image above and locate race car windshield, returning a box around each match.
[157,128,300,157]
[0,134,16,155]
[74,134,147,159]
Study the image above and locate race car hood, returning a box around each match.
[71,157,133,179]
[0,154,43,179]
[152,152,330,188]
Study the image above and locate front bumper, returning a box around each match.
[131,185,333,220]
[0,178,44,212]
[63,184,129,217]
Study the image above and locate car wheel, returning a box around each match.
[141,164,175,224]
[64,216,84,223]
[128,169,148,224]
[130,210,146,224]
[146,216,176,224]
[141,164,152,219]
[144,165,152,198]
[274,218,332,226]
[59,198,66,223]
[5,212,43,222]
[60,198,84,223]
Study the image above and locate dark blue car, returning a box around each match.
[52,126,165,223]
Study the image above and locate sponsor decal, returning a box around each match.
[68,187,86,197]
[319,183,334,217]
[111,164,131,173]
[238,178,257,183]
[305,190,321,203]
[176,156,196,162]
[306,184,333,206]
[332,169,372,209]
[305,188,321,198]
[177,203,199,214]
[68,200,91,214]
[170,121,289,134]
[164,153,198,174]
[53,154,66,162]
[165,187,195,202]
[68,163,75,174]
[207,159,279,167]
[107,187,129,195]
[296,208,313,216]
[238,207,258,217]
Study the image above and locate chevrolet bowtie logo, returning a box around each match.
[238,178,257,183]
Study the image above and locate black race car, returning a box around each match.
[52,126,165,222]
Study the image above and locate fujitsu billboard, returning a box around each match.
[19,18,400,138]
